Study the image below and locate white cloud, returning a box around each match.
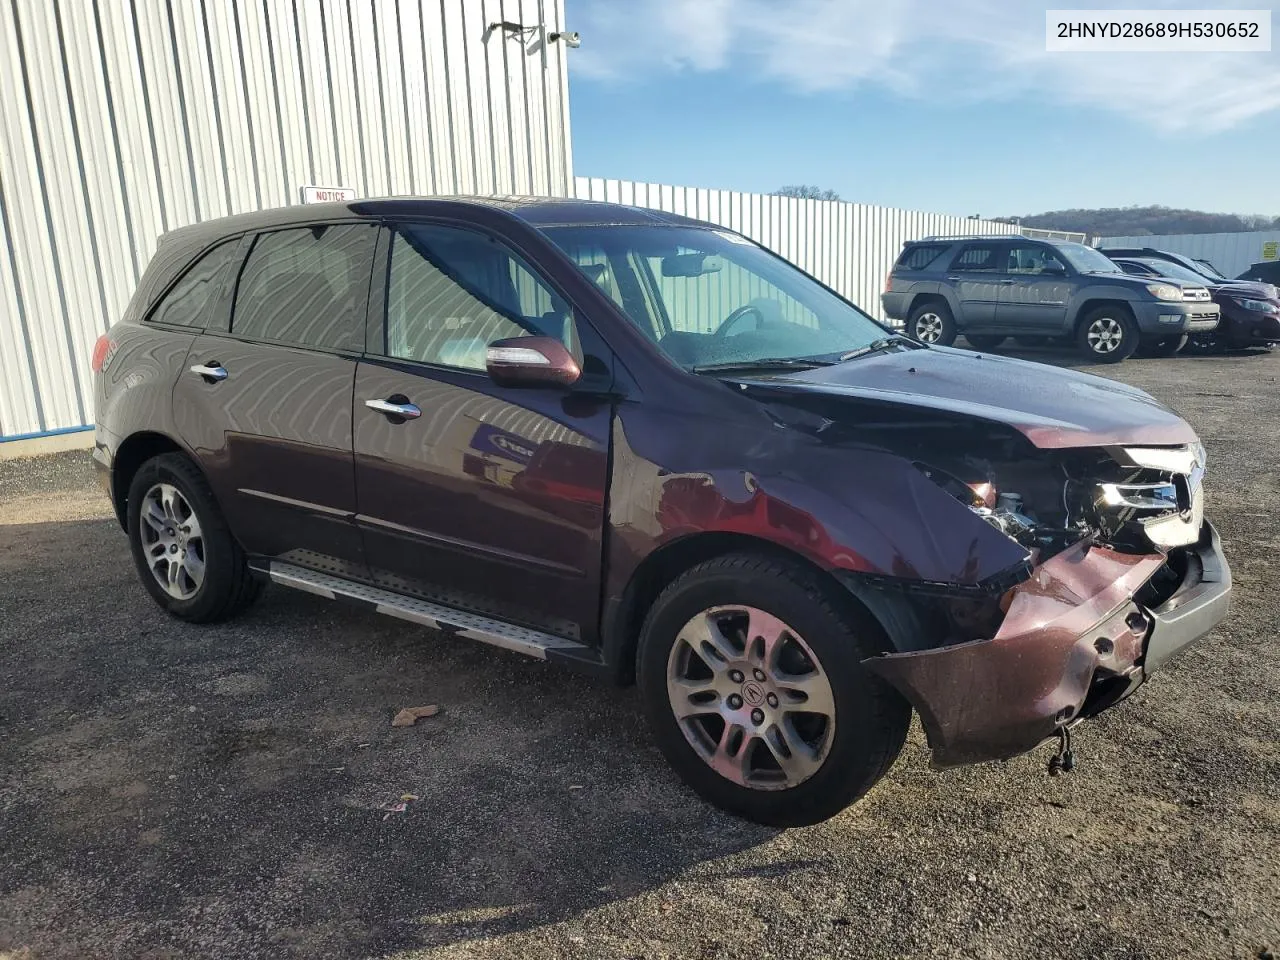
[567,0,1280,132]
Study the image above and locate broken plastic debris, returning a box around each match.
[391,705,440,727]
[380,793,421,820]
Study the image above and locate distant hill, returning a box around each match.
[997,206,1280,239]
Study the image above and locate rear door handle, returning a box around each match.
[365,397,421,420]
[189,363,228,382]
[1000,278,1018,284]
[945,276,962,282]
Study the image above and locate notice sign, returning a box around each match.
[1263,241,1279,261]
[300,185,355,204]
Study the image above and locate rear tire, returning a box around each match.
[965,334,1006,351]
[636,552,910,827]
[126,452,262,623]
[1076,306,1139,363]
[908,301,956,346]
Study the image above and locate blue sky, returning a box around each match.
[564,0,1280,218]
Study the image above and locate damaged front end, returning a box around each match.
[858,441,1232,768]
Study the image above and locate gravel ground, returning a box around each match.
[1,345,1277,960]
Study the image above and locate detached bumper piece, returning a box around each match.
[863,522,1230,768]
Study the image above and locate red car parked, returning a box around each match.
[93,198,1231,825]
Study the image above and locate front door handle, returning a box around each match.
[945,276,962,282]
[189,363,228,382]
[365,397,422,420]
[1000,278,1018,284]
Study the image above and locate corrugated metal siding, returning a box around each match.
[1097,230,1280,281]
[572,177,1022,325]
[0,0,573,440]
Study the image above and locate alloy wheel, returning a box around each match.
[666,605,836,791]
[914,313,943,343]
[1087,316,1124,354]
[138,482,206,600]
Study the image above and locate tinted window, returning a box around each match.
[385,224,579,371]
[1006,244,1066,275]
[897,244,948,271]
[148,240,241,328]
[949,244,1001,272]
[231,224,375,350]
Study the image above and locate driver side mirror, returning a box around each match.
[486,336,581,388]
[1040,261,1067,276]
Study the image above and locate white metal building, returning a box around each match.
[0,0,573,445]
[1097,230,1280,280]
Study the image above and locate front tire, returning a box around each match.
[126,452,262,623]
[908,301,956,346]
[637,553,910,827]
[1076,306,1139,363]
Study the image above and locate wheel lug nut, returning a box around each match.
[751,708,764,725]
[766,693,778,708]
[753,668,766,682]
[727,694,743,710]
[729,670,743,683]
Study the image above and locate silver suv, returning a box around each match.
[882,237,1220,362]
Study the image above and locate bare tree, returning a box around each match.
[773,185,841,201]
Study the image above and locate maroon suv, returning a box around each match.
[93,198,1231,826]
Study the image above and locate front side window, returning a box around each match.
[1006,244,1066,275]
[541,225,890,372]
[384,224,578,371]
[231,224,375,350]
[148,239,242,328]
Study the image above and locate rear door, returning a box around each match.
[994,243,1072,332]
[173,221,377,575]
[352,221,612,642]
[944,242,1004,327]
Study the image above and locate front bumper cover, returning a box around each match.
[863,521,1230,767]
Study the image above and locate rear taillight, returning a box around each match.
[91,334,114,373]
[884,273,893,293]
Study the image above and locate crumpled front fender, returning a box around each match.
[862,540,1166,767]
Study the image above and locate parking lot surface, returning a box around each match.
[2,345,1278,960]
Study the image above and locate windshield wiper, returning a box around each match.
[838,335,916,362]
[691,357,835,374]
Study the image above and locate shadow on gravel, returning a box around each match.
[0,516,779,959]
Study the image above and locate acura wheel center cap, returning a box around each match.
[741,680,766,706]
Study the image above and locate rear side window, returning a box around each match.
[231,224,375,350]
[147,240,241,328]
[895,244,948,271]
[949,244,1001,272]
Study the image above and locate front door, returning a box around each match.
[944,242,1005,328]
[353,222,611,641]
[995,243,1072,332]
[174,222,377,575]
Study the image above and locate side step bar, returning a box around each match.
[263,561,592,662]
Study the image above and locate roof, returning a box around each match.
[160,195,712,245]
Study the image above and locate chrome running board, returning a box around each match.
[263,561,590,661]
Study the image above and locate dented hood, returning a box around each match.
[734,345,1197,449]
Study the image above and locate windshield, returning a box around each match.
[1134,258,1211,286]
[1193,258,1227,281]
[1056,242,1122,274]
[540,225,891,371]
